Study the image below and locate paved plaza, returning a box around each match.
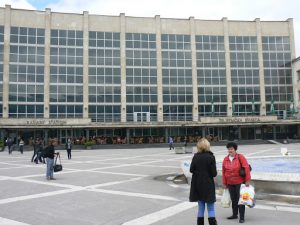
[0,143,300,225]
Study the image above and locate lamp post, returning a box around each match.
[270,98,275,115]
[211,100,215,116]
[232,100,235,116]
[290,97,295,116]
[251,99,255,115]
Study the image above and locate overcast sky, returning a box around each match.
[1,0,300,55]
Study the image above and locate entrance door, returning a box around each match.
[204,127,219,141]
[133,112,150,122]
[60,129,73,144]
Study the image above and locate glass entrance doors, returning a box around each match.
[133,112,150,122]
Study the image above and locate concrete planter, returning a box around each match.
[175,147,185,154]
[185,147,193,153]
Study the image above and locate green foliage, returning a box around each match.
[84,140,95,147]
[0,140,4,151]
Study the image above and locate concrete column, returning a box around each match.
[201,127,205,137]
[120,13,127,122]
[223,18,233,116]
[44,129,49,145]
[2,5,11,118]
[43,8,51,118]
[190,17,199,121]
[83,11,89,119]
[273,125,277,140]
[126,128,130,144]
[165,128,168,143]
[86,129,89,140]
[287,18,299,111]
[155,15,163,122]
[256,18,266,116]
[238,127,241,140]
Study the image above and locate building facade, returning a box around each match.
[0,5,300,144]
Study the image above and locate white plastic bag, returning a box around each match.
[238,184,255,208]
[221,189,231,208]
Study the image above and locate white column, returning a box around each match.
[43,8,51,118]
[120,13,127,122]
[256,18,266,116]
[155,15,163,122]
[288,18,299,111]
[223,18,232,116]
[83,11,89,119]
[190,17,199,121]
[2,5,11,118]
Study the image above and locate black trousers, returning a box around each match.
[67,149,72,159]
[228,183,245,219]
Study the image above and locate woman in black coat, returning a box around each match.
[189,138,217,225]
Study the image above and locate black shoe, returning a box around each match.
[208,217,217,225]
[239,219,245,223]
[227,216,238,219]
[197,217,204,225]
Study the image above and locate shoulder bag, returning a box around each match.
[238,154,251,177]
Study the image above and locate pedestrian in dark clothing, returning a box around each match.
[46,141,58,180]
[189,138,218,225]
[184,136,188,147]
[37,140,45,163]
[31,138,39,163]
[6,138,13,154]
[65,138,72,159]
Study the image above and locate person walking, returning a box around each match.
[189,138,218,225]
[6,138,13,154]
[45,140,58,180]
[19,138,24,154]
[37,139,45,163]
[222,142,251,223]
[168,136,174,150]
[184,136,188,147]
[65,138,72,159]
[31,138,39,163]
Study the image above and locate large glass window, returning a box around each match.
[126,33,157,121]
[230,36,260,115]
[50,29,83,118]
[9,27,44,118]
[88,31,121,122]
[196,35,227,116]
[162,34,192,121]
[262,36,293,116]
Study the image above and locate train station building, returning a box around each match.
[0,5,300,144]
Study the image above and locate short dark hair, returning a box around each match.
[226,142,238,150]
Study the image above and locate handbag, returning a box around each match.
[238,154,251,177]
[53,153,63,172]
[221,189,231,208]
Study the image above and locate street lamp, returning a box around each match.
[211,100,215,116]
[251,99,255,115]
[232,100,235,116]
[290,97,295,116]
[270,98,275,115]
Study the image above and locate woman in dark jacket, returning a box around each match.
[189,138,217,225]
